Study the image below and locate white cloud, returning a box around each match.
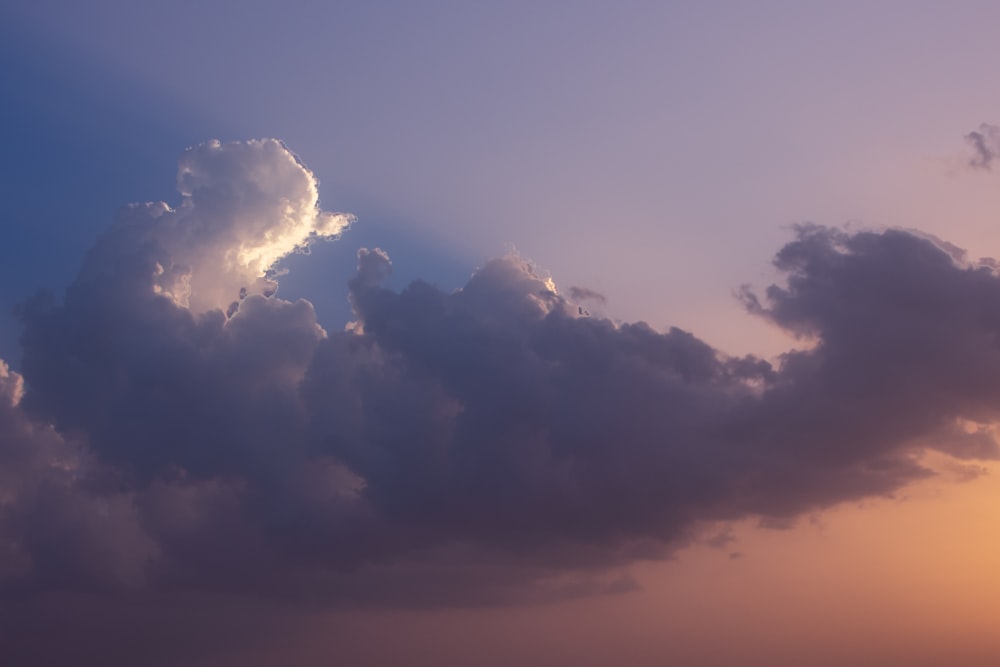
[119,139,354,313]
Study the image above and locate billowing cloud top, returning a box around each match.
[2,139,1000,663]
[96,138,354,313]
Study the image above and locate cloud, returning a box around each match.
[88,138,354,314]
[4,140,1000,662]
[568,286,606,304]
[965,123,1000,169]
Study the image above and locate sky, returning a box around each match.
[4,1,1000,665]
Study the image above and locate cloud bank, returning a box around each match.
[3,139,1000,662]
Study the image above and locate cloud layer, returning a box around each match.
[3,139,1000,662]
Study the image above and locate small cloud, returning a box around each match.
[965,123,1000,170]
[757,516,796,531]
[943,461,990,484]
[706,527,736,549]
[568,286,607,304]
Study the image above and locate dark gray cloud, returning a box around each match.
[568,286,607,303]
[3,141,1000,663]
[965,123,1000,169]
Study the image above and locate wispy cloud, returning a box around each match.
[965,123,1000,169]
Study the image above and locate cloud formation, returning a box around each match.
[3,140,1000,662]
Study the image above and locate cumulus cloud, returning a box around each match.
[4,140,1000,663]
[87,138,354,313]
